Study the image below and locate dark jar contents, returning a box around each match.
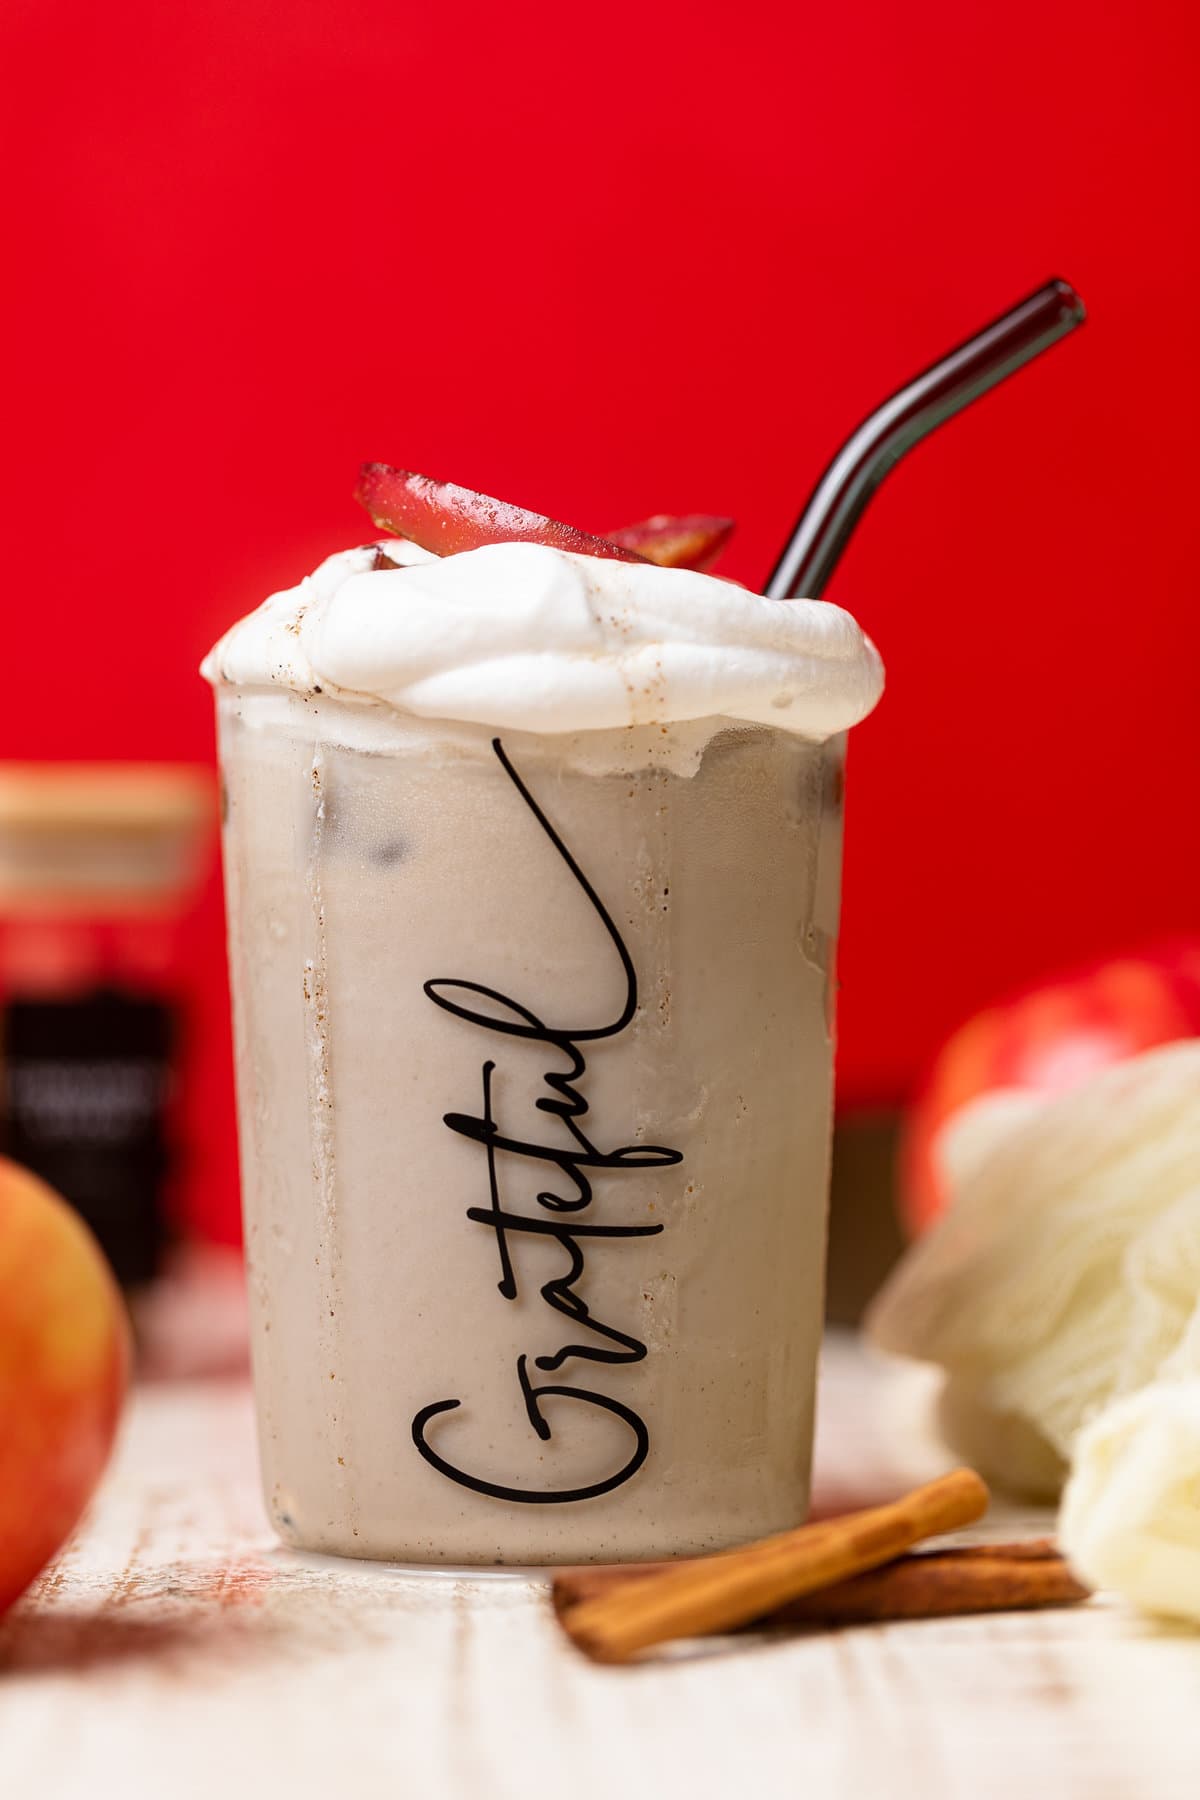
[0,765,212,1288]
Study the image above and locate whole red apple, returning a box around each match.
[0,1157,131,1615]
[901,939,1200,1236]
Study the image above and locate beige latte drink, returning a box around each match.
[205,536,881,1563]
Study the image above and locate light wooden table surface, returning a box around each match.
[3,1335,1197,1800]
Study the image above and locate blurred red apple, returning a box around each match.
[0,1157,131,1615]
[901,940,1200,1236]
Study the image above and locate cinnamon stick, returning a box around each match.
[561,1467,989,1664]
[553,1538,1088,1631]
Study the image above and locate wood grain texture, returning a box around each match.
[2,1336,1197,1800]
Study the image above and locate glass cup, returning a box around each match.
[215,687,846,1563]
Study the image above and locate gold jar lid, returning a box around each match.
[0,764,214,913]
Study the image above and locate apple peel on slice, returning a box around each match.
[605,514,735,571]
[356,465,648,564]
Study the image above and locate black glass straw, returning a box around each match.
[765,278,1086,600]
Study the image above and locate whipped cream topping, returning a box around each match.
[203,540,883,743]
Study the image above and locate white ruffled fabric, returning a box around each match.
[1061,1378,1200,1621]
[867,1040,1200,1620]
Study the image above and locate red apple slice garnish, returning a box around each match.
[356,465,649,564]
[605,514,735,572]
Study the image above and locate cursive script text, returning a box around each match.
[411,737,681,1504]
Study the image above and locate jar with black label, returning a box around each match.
[0,766,212,1288]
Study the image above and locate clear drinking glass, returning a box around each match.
[216,686,846,1564]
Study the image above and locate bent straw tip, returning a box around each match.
[1047,277,1087,327]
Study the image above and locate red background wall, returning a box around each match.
[3,1,1197,1240]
